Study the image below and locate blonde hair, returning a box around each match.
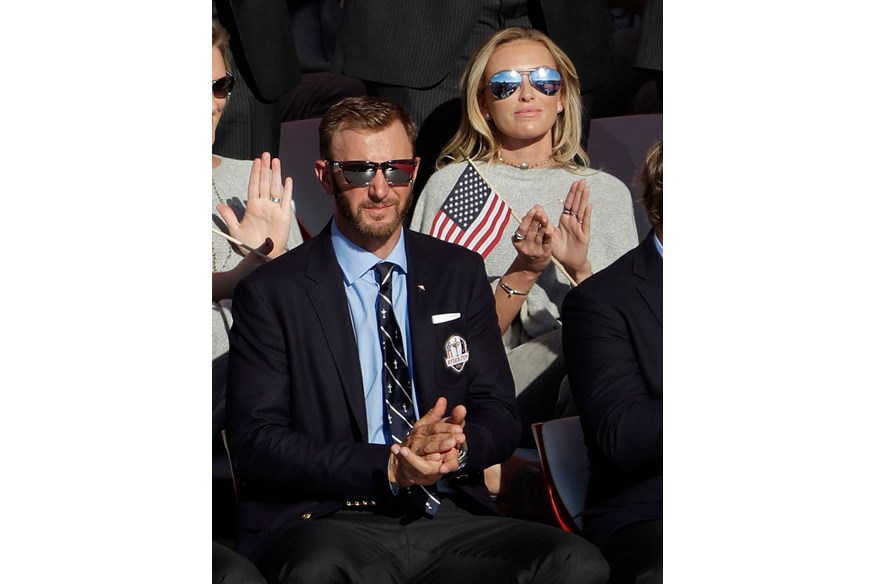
[438,27,589,171]
[212,20,231,71]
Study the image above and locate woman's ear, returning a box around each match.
[477,91,492,121]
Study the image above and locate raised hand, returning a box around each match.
[217,152,294,259]
[549,179,592,284]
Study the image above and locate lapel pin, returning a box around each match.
[417,284,426,291]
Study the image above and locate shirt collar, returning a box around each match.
[331,219,408,284]
[653,230,663,258]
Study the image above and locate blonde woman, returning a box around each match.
[410,27,638,433]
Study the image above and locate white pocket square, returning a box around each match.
[431,312,461,324]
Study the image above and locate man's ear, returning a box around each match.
[314,160,334,197]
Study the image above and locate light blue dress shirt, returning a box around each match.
[330,220,420,445]
[653,230,663,257]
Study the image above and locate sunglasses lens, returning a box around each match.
[530,67,562,96]
[488,68,562,99]
[489,70,522,100]
[383,160,416,185]
[340,162,377,186]
[212,75,235,99]
[332,160,416,186]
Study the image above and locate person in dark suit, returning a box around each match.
[226,95,609,583]
[561,140,662,584]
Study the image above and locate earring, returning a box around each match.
[484,112,491,120]
[557,105,564,113]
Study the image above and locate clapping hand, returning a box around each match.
[390,398,467,487]
[549,179,592,284]
[509,205,554,276]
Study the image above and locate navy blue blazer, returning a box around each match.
[227,225,520,561]
[561,230,663,547]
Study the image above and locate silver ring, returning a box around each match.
[562,210,573,215]
[577,219,584,224]
[270,196,282,204]
[512,231,525,242]
[571,211,578,218]
[563,207,572,212]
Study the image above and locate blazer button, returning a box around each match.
[300,513,312,520]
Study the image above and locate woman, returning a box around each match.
[212,20,304,443]
[410,27,638,431]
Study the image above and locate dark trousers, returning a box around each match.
[213,541,267,584]
[260,497,609,583]
[601,520,662,584]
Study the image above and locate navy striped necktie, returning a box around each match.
[374,262,440,517]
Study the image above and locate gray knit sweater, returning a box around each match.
[410,161,638,347]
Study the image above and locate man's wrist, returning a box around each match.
[456,442,469,471]
[387,452,400,495]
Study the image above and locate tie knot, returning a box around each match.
[375,262,394,292]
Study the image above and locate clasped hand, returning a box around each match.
[216,152,294,260]
[388,397,467,488]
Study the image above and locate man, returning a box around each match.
[227,96,608,582]
[562,140,663,584]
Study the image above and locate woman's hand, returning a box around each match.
[217,152,293,259]
[549,179,592,285]
[509,205,554,276]
[495,206,554,334]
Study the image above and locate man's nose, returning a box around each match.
[368,168,390,199]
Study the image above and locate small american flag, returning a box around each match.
[427,162,511,259]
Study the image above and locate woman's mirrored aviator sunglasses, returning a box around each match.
[486,66,562,100]
[212,72,235,99]
[328,159,418,186]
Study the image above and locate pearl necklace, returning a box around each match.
[497,153,555,170]
[212,175,233,271]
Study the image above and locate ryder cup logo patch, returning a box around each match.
[443,335,469,373]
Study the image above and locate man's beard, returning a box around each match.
[334,190,412,238]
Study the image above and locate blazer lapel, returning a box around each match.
[405,231,438,416]
[634,231,663,326]
[305,228,369,438]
